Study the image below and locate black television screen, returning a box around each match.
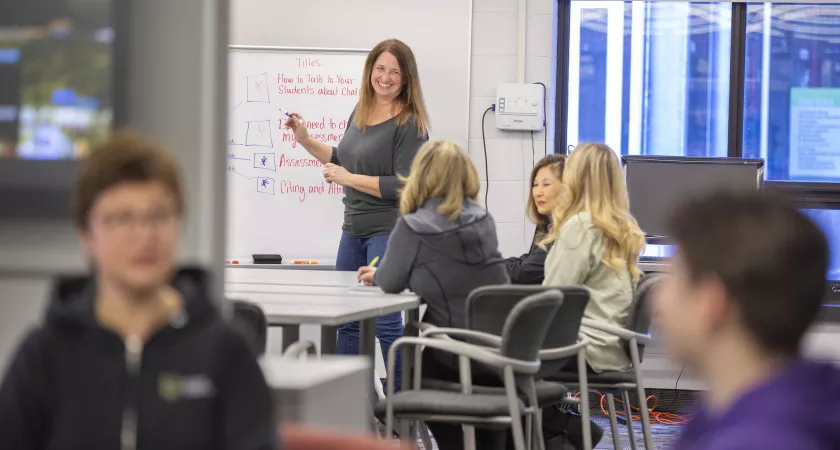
[0,0,118,160]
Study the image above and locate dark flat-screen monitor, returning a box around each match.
[0,0,126,218]
[622,156,765,238]
[797,203,840,320]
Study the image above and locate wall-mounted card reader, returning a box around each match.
[495,83,545,131]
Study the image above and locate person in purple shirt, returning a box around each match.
[655,190,840,450]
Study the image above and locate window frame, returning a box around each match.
[554,0,840,196]
[554,1,840,315]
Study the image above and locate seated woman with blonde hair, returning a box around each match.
[358,139,508,329]
[539,143,645,449]
[542,142,645,373]
[357,140,509,450]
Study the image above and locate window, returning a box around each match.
[742,4,840,182]
[566,2,732,156]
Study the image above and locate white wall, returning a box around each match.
[0,0,229,373]
[230,0,472,149]
[469,0,557,257]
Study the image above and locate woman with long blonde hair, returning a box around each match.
[285,39,430,391]
[542,143,645,373]
[358,140,509,450]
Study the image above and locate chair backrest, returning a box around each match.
[467,285,590,376]
[625,272,666,361]
[500,290,563,362]
[230,299,268,356]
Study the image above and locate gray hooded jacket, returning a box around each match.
[374,198,509,329]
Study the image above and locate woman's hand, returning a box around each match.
[324,163,354,186]
[357,266,377,286]
[284,112,310,144]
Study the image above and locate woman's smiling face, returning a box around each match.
[370,51,402,100]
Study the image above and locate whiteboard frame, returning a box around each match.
[229,45,371,55]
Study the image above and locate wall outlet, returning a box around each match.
[495,83,545,131]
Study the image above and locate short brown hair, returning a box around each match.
[74,131,183,230]
[526,154,566,236]
[669,190,828,355]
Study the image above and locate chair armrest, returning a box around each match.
[410,321,436,332]
[420,327,503,348]
[580,318,652,345]
[539,339,588,360]
[283,340,317,358]
[389,336,541,375]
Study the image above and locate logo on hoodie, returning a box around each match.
[158,373,216,402]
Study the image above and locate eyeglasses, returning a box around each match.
[95,209,178,234]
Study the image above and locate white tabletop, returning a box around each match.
[225,267,356,287]
[226,289,420,326]
[260,355,370,390]
[225,268,419,325]
[225,281,414,296]
[228,263,337,271]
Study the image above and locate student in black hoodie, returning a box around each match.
[0,132,278,450]
[506,154,565,284]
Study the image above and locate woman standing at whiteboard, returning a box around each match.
[285,39,430,391]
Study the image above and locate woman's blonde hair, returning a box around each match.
[356,39,430,136]
[526,154,566,238]
[541,143,645,280]
[400,140,480,220]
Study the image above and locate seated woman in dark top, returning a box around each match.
[506,154,566,284]
[357,140,510,450]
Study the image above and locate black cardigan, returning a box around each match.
[505,225,552,285]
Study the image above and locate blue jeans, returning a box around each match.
[335,232,404,391]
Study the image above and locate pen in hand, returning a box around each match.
[358,256,379,286]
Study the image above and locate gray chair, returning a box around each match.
[230,299,268,356]
[418,285,594,449]
[381,290,566,450]
[548,273,665,450]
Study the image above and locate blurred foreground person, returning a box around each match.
[657,191,840,450]
[0,132,278,450]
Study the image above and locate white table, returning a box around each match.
[225,269,421,384]
[227,270,421,434]
[225,267,354,287]
[261,356,371,433]
[226,261,337,270]
[226,288,419,354]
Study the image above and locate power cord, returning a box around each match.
[530,130,535,168]
[534,82,548,156]
[481,105,493,212]
[662,365,687,414]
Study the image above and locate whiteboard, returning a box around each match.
[226,46,368,260]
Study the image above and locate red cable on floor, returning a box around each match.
[572,391,691,425]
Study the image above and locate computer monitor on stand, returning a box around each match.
[622,155,765,253]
